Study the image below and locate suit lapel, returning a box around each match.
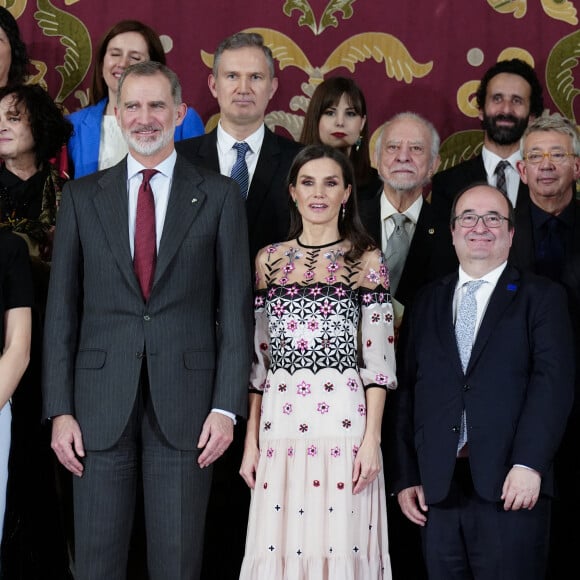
[154,157,206,288]
[92,161,142,297]
[198,129,220,172]
[246,128,278,230]
[436,273,465,377]
[467,266,520,372]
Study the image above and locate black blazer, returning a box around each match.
[358,191,439,308]
[176,127,302,262]
[391,265,574,504]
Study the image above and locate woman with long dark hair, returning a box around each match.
[240,145,396,579]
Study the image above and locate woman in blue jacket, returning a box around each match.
[68,20,204,179]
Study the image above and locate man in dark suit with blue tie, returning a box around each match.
[392,183,574,579]
[176,32,302,578]
[176,32,302,263]
[42,61,253,580]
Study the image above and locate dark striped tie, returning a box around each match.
[494,160,509,197]
[230,142,250,199]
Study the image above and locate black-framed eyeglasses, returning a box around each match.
[524,151,576,165]
[453,213,511,228]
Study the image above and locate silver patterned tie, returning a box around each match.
[455,279,485,453]
[494,160,510,197]
[386,213,410,295]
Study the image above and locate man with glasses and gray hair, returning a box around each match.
[512,112,580,579]
[391,181,574,579]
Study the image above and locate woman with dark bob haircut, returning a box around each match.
[240,144,396,578]
[67,19,204,178]
[300,77,381,200]
[0,7,29,87]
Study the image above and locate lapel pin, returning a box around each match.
[191,197,198,204]
[428,228,435,235]
[507,284,517,292]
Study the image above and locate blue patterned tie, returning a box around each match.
[455,279,485,453]
[230,142,250,199]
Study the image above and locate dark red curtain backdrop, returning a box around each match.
[9,0,580,169]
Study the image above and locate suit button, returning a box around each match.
[452,425,460,433]
[143,315,151,321]
[463,384,470,392]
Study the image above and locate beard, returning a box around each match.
[122,124,175,157]
[481,112,529,145]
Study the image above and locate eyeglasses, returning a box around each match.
[524,151,576,165]
[453,213,511,228]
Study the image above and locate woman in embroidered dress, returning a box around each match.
[240,144,396,579]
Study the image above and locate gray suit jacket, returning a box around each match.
[42,154,253,451]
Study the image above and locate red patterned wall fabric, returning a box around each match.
[7,0,580,170]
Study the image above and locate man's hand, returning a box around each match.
[501,466,541,511]
[398,485,428,526]
[51,414,85,477]
[197,412,234,468]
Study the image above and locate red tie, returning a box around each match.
[134,169,158,301]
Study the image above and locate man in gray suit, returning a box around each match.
[42,61,253,580]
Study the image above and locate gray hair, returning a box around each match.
[375,111,440,163]
[212,32,275,78]
[117,61,182,105]
[520,112,580,157]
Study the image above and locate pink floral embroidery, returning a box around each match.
[347,378,358,392]
[282,403,293,415]
[319,299,334,316]
[362,293,373,304]
[286,285,299,297]
[358,404,367,416]
[266,245,277,254]
[296,338,309,352]
[283,262,295,274]
[327,261,340,273]
[287,319,298,331]
[317,402,330,414]
[272,301,285,316]
[303,270,314,281]
[307,320,319,331]
[335,286,346,298]
[330,446,341,458]
[352,444,359,457]
[287,447,294,457]
[309,286,322,297]
[254,295,264,307]
[366,269,380,284]
[297,381,311,396]
[307,445,317,456]
[325,274,337,284]
[375,373,389,385]
[266,448,274,458]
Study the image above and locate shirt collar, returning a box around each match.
[126,150,177,180]
[457,261,507,289]
[380,191,423,224]
[530,197,575,230]
[216,121,265,156]
[481,146,521,176]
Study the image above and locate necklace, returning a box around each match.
[296,237,343,249]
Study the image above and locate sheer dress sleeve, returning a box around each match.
[357,249,397,391]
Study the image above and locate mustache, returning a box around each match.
[490,114,519,124]
[131,124,160,132]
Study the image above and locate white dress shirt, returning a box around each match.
[216,121,265,187]
[481,147,522,208]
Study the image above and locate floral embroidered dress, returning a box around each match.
[240,241,397,580]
